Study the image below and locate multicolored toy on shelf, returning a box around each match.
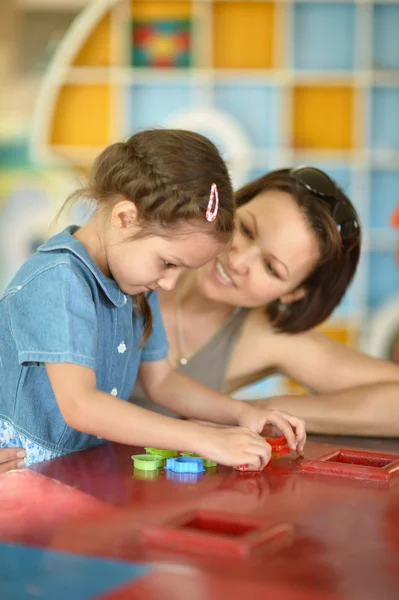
[132,18,191,67]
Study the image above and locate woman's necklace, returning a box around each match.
[175,296,188,366]
[174,291,240,367]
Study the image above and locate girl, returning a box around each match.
[0,129,305,468]
[130,166,399,437]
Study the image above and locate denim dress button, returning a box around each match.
[118,342,127,354]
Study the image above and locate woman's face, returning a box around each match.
[196,189,321,308]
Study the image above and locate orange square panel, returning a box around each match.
[293,86,353,150]
[51,84,110,147]
[213,2,276,69]
[131,1,191,19]
[73,14,111,67]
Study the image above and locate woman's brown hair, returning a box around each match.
[235,168,361,334]
[61,129,235,342]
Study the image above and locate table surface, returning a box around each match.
[2,435,399,600]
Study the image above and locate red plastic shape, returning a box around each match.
[300,448,399,482]
[141,509,292,558]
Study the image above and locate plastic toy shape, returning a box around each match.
[300,448,399,482]
[266,435,292,458]
[180,452,217,468]
[141,509,292,558]
[165,456,205,473]
[145,448,178,459]
[236,436,292,471]
[131,454,164,471]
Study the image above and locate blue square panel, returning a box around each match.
[245,166,270,184]
[370,170,399,229]
[293,3,356,70]
[331,275,358,318]
[214,81,278,148]
[371,87,399,151]
[373,5,399,69]
[126,83,191,133]
[234,374,286,400]
[368,251,399,309]
[0,542,149,600]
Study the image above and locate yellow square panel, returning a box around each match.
[319,324,353,346]
[293,86,353,150]
[132,1,191,19]
[213,2,276,69]
[51,85,110,147]
[73,14,111,67]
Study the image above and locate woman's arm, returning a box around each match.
[251,328,399,436]
[273,329,399,393]
[253,383,399,436]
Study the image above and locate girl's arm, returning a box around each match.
[251,328,399,436]
[45,362,272,468]
[138,358,306,454]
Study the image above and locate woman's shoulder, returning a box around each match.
[233,307,326,368]
[227,307,282,376]
[241,307,278,344]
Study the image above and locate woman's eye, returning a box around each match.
[265,259,278,278]
[239,220,254,239]
[164,260,177,269]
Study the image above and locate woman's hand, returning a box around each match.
[0,448,26,473]
[237,405,306,457]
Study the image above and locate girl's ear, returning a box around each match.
[280,286,307,306]
[111,199,139,230]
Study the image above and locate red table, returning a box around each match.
[2,438,399,600]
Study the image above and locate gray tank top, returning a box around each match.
[130,307,250,417]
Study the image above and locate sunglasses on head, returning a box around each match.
[289,166,360,252]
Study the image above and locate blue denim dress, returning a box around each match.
[0,226,168,465]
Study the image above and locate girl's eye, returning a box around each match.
[164,260,177,269]
[265,259,278,278]
[239,220,254,239]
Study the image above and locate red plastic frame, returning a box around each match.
[141,509,292,558]
[236,437,291,471]
[300,448,399,482]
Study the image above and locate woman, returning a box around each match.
[131,166,399,436]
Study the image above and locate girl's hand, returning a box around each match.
[0,448,26,473]
[237,406,306,457]
[197,426,271,469]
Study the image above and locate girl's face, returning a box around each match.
[107,222,225,296]
[196,189,321,308]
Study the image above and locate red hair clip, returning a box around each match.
[206,183,219,223]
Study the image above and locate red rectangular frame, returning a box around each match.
[300,448,399,482]
[141,509,293,559]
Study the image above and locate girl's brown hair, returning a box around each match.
[64,129,234,342]
[235,168,361,334]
